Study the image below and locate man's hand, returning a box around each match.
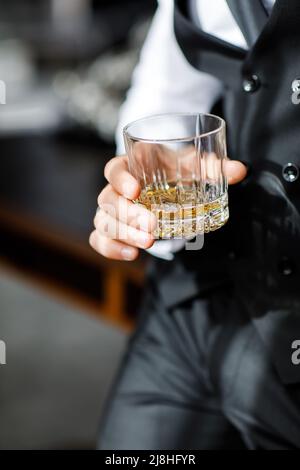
[89,154,247,261]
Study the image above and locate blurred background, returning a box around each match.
[0,0,156,449]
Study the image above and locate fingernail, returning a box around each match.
[122,183,134,199]
[121,247,136,260]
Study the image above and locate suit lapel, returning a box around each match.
[226,0,269,47]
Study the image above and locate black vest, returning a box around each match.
[151,0,300,384]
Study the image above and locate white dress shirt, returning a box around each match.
[116,0,275,260]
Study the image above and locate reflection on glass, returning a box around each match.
[124,113,228,239]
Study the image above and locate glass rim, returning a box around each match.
[123,112,225,143]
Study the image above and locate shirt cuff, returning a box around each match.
[146,239,186,260]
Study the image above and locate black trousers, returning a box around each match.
[98,279,300,450]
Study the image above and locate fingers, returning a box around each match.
[223,159,248,185]
[91,153,247,262]
[91,154,156,261]
[104,155,140,199]
[93,208,154,249]
[89,231,139,261]
[97,184,157,233]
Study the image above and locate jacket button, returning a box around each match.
[243,74,260,93]
[282,163,299,182]
[278,256,294,276]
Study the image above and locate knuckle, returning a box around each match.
[89,231,97,250]
[104,155,127,182]
[104,158,114,181]
[93,215,97,229]
[93,208,108,229]
[97,184,110,206]
[99,237,112,258]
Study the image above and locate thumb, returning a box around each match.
[223,160,248,185]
